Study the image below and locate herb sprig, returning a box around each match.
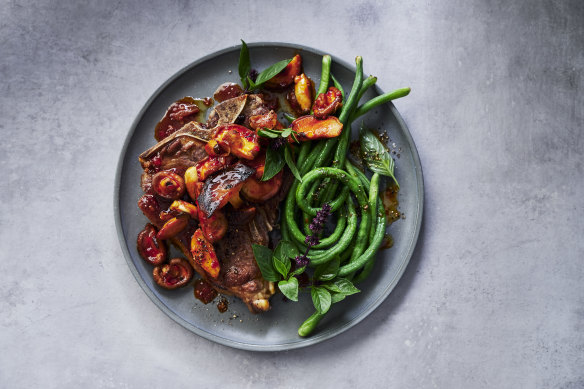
[252,204,360,313]
[258,128,302,182]
[359,124,399,187]
[239,40,292,90]
[251,240,303,301]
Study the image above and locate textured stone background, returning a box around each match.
[1,0,583,387]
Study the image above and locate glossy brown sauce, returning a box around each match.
[154,97,210,141]
[217,296,229,313]
[381,233,394,249]
[382,183,401,224]
[213,82,243,102]
[193,279,218,304]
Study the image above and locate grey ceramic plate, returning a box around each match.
[114,43,423,351]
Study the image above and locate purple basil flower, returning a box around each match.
[271,137,286,150]
[294,204,333,270]
[305,235,320,247]
[309,203,332,234]
[294,254,309,267]
[248,69,258,82]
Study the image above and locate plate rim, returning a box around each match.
[113,42,424,351]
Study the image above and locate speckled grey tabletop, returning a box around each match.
[1,1,583,388]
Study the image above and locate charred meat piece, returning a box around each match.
[197,162,255,217]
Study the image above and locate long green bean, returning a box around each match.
[368,173,380,243]
[330,73,345,102]
[317,55,332,95]
[273,53,408,337]
[295,168,364,215]
[283,112,296,123]
[356,75,377,103]
[338,57,364,125]
[349,87,411,122]
[298,312,324,337]
[307,201,358,265]
[316,57,364,203]
[338,209,386,276]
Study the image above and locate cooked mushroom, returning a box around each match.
[152,258,194,289]
[137,224,167,265]
[152,171,186,200]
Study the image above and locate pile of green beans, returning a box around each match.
[281,55,410,336]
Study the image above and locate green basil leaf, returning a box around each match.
[291,131,300,144]
[274,240,299,260]
[247,76,256,89]
[257,129,279,139]
[278,277,299,301]
[359,125,399,188]
[238,40,251,89]
[253,58,292,87]
[289,265,306,277]
[284,145,303,182]
[261,147,285,181]
[273,255,291,278]
[281,128,292,138]
[330,292,346,304]
[313,257,340,281]
[311,286,332,314]
[332,278,360,296]
[322,283,342,293]
[283,112,296,123]
[251,244,279,282]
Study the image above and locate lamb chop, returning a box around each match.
[137,94,286,313]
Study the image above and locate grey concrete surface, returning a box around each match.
[1,0,583,387]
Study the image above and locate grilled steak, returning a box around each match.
[138,94,284,313]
